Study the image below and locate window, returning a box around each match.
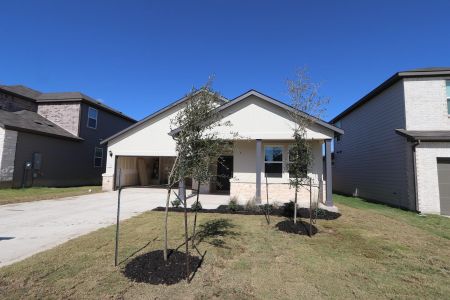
[94,147,103,168]
[87,107,98,129]
[334,121,342,142]
[446,81,450,115]
[264,146,283,178]
[288,145,308,178]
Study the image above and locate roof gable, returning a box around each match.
[169,90,343,137]
[101,90,228,144]
[218,90,343,134]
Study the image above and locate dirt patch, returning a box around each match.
[123,250,202,285]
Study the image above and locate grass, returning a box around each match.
[334,194,450,240]
[0,194,449,299]
[0,186,102,205]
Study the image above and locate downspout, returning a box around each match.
[411,139,420,212]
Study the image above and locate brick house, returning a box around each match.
[0,85,136,187]
[331,68,450,215]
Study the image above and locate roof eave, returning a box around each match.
[395,129,450,142]
[3,125,83,141]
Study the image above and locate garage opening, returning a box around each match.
[115,156,191,189]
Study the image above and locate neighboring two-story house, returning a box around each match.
[0,85,136,188]
[331,68,450,215]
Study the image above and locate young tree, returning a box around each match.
[163,156,178,262]
[169,79,230,281]
[287,68,329,224]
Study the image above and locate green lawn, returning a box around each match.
[0,186,102,205]
[0,194,449,299]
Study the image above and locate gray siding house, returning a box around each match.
[331,68,450,215]
[0,85,136,188]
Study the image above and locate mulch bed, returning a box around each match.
[275,220,318,236]
[152,206,341,220]
[122,249,202,285]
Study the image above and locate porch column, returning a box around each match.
[325,139,333,206]
[255,139,262,204]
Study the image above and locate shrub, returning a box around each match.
[272,201,283,209]
[228,197,239,212]
[191,201,202,211]
[283,201,298,217]
[245,197,260,212]
[261,204,273,214]
[171,198,181,208]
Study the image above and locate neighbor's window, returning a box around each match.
[87,107,98,129]
[264,146,283,178]
[446,81,450,115]
[94,147,103,168]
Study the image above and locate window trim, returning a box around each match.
[87,107,98,129]
[94,147,103,168]
[264,145,283,178]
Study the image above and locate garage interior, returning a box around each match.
[115,156,181,188]
[114,155,233,194]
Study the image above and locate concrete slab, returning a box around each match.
[0,188,229,267]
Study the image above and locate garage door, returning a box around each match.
[437,158,450,215]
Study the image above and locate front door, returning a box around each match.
[437,158,450,215]
[216,156,233,191]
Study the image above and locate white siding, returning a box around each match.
[415,142,450,214]
[104,105,183,178]
[333,81,414,209]
[215,95,335,140]
[404,78,450,130]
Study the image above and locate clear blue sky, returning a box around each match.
[1,0,450,121]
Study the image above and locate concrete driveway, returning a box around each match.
[0,188,229,267]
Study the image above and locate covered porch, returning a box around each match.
[228,138,333,207]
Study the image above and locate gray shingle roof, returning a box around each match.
[395,129,450,142]
[0,110,82,141]
[36,92,136,122]
[0,84,136,122]
[0,85,42,99]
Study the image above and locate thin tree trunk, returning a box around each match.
[191,181,201,247]
[309,178,312,237]
[294,186,298,224]
[265,175,270,224]
[163,187,171,262]
[183,180,190,282]
[163,156,178,262]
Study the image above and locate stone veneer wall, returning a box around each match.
[230,180,325,207]
[0,91,37,112]
[37,103,81,136]
[0,127,18,187]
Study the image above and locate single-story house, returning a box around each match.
[101,90,343,207]
[331,67,450,215]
